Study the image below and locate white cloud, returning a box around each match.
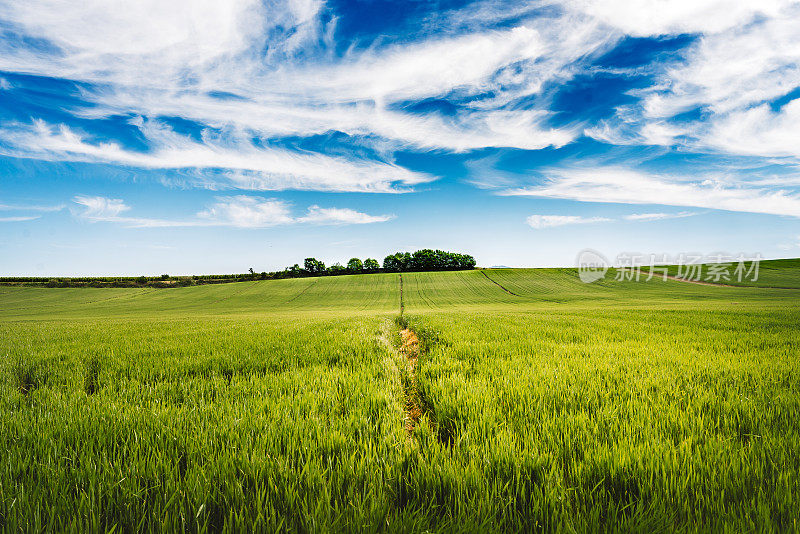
[298,205,394,225]
[0,1,616,166]
[3,0,800,200]
[302,27,546,103]
[584,119,685,147]
[70,18,602,153]
[0,202,64,212]
[197,196,293,228]
[74,195,229,227]
[0,120,430,193]
[504,167,800,217]
[526,214,611,229]
[73,195,130,220]
[586,2,800,162]
[87,93,578,154]
[704,100,800,158]
[72,195,392,228]
[776,235,800,250]
[643,11,800,119]
[0,0,270,85]
[523,209,698,229]
[563,0,794,37]
[0,215,39,222]
[624,211,696,221]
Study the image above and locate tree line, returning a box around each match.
[381,249,476,272]
[287,249,475,276]
[0,249,476,288]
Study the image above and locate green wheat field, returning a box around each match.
[2,263,800,532]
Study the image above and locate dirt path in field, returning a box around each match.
[399,327,422,435]
[661,274,739,287]
[480,270,521,296]
[658,273,796,289]
[399,274,405,315]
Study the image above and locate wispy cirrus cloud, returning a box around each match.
[0,120,430,193]
[0,0,799,216]
[0,202,64,212]
[72,195,393,228]
[298,205,394,225]
[578,1,800,163]
[641,8,800,119]
[0,0,617,184]
[0,215,40,222]
[73,195,130,220]
[504,167,800,217]
[624,211,697,221]
[72,195,200,227]
[0,199,64,223]
[61,21,598,153]
[777,235,800,251]
[525,209,698,229]
[562,0,794,37]
[704,100,800,159]
[196,196,294,228]
[526,214,611,229]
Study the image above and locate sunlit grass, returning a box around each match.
[1,264,798,531]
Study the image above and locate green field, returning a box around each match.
[2,265,799,532]
[643,258,800,289]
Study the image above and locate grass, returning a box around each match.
[643,257,800,288]
[1,261,799,532]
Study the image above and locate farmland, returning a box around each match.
[1,265,799,532]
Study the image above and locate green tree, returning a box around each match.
[304,258,326,275]
[363,258,380,272]
[347,258,363,273]
[383,252,412,272]
[411,249,437,270]
[382,253,400,272]
[328,262,346,275]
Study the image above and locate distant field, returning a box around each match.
[642,257,800,289]
[1,264,799,531]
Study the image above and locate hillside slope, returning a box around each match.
[1,263,798,320]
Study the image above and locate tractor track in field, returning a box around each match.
[285,278,319,303]
[480,270,521,296]
[208,280,260,305]
[2,287,159,314]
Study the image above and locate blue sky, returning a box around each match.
[1,0,800,275]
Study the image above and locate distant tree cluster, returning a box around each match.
[0,250,476,288]
[293,250,475,277]
[382,249,476,272]
[304,258,327,275]
[297,256,381,276]
[0,275,196,288]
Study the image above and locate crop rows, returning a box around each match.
[1,267,799,531]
